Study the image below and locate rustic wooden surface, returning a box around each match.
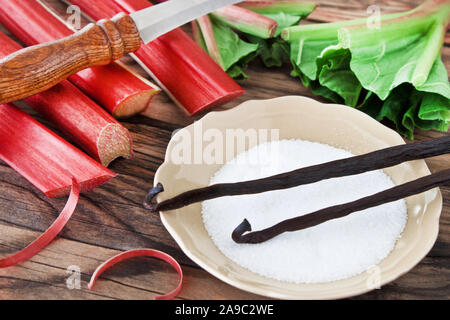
[0,0,448,300]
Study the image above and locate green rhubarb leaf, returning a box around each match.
[198,4,317,78]
[415,57,450,100]
[359,85,449,139]
[203,18,258,79]
[290,62,344,104]
[418,91,450,123]
[244,11,308,68]
[357,91,383,118]
[290,40,344,103]
[316,46,362,107]
[402,90,449,137]
[401,92,421,140]
[301,75,345,104]
[376,84,413,138]
[283,0,449,138]
[339,4,450,100]
[212,20,259,72]
[288,38,364,107]
[292,39,339,81]
[227,64,249,79]
[246,35,290,67]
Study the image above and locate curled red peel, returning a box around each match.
[88,249,183,300]
[0,178,80,268]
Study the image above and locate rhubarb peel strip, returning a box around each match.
[0,178,79,268]
[88,249,183,300]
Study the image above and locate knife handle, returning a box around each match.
[0,13,141,104]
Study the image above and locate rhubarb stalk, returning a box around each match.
[211,5,278,39]
[0,32,133,167]
[238,1,317,17]
[0,178,79,268]
[195,16,225,69]
[0,103,116,197]
[0,0,160,118]
[153,0,279,39]
[70,0,245,115]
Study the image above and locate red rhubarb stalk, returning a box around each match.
[0,103,116,197]
[211,5,278,39]
[195,16,225,69]
[0,32,133,167]
[0,0,160,118]
[70,0,244,115]
[192,19,208,52]
[88,249,183,300]
[0,178,79,268]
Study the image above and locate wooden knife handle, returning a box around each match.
[0,13,141,104]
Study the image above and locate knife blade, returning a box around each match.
[0,0,243,104]
[132,0,243,44]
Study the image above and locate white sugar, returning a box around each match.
[202,140,407,283]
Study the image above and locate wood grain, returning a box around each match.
[0,12,140,104]
[0,0,448,300]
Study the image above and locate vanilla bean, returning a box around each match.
[144,136,450,212]
[232,169,450,244]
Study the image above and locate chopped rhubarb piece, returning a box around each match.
[69,0,244,115]
[69,62,159,118]
[0,0,160,118]
[0,32,133,167]
[0,178,80,268]
[211,5,278,39]
[88,249,183,300]
[0,103,116,197]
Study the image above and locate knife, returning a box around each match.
[0,0,242,104]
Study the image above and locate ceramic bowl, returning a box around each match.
[154,96,442,299]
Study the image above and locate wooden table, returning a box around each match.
[0,0,448,300]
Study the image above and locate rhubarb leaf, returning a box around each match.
[195,4,316,77]
[415,57,450,100]
[290,40,344,103]
[342,18,450,101]
[211,19,259,78]
[246,35,290,67]
[316,46,362,107]
[227,64,248,79]
[402,90,449,137]
[419,91,450,123]
[375,84,413,138]
[358,84,449,139]
[248,11,310,68]
[283,0,450,138]
[294,39,339,80]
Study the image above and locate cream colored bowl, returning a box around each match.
[154,96,442,299]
